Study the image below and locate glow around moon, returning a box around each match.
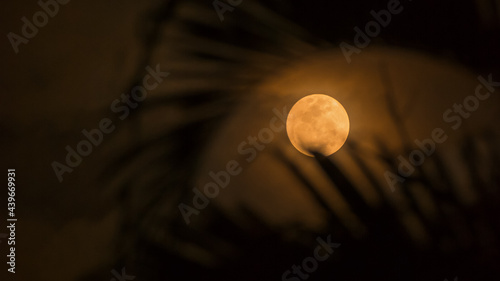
[286,94,350,157]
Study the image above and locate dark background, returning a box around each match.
[1,0,499,280]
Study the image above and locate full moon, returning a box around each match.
[286,94,350,157]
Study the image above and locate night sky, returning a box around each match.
[1,0,499,280]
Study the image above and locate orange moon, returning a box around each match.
[286,94,350,157]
